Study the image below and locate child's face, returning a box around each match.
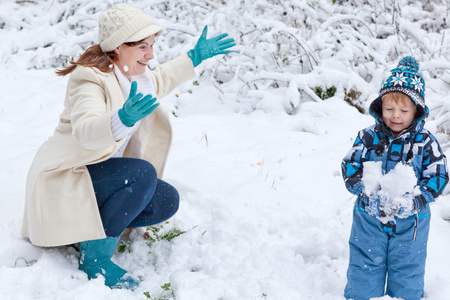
[382,94,417,136]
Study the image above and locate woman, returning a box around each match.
[21,3,235,289]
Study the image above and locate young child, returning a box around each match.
[341,56,449,300]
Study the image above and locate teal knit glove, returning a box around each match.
[118,81,159,127]
[187,25,236,67]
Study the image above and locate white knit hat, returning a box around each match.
[98,4,164,53]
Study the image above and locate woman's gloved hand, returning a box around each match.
[118,81,159,127]
[188,25,236,67]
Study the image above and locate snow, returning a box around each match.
[363,161,384,195]
[2,1,450,299]
[363,162,420,222]
[379,164,418,200]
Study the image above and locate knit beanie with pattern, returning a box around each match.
[98,4,164,53]
[370,56,428,119]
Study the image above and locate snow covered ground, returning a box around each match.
[3,1,450,299]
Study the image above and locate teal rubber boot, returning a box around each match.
[78,237,139,289]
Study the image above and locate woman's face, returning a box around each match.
[114,35,155,78]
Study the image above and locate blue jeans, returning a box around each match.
[86,158,179,237]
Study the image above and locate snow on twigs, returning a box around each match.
[3,0,450,299]
[3,0,450,119]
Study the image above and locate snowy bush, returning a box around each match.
[2,0,450,121]
[5,2,450,299]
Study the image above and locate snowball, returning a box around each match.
[380,163,417,199]
[362,162,420,222]
[362,161,383,195]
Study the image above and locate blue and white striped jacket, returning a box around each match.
[342,97,448,213]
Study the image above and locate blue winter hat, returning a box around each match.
[379,56,427,114]
[370,56,428,120]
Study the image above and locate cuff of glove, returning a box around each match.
[413,195,427,212]
[187,49,202,67]
[111,109,138,140]
[118,108,137,127]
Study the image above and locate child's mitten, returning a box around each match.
[397,194,427,218]
[368,192,388,217]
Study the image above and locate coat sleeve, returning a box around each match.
[149,54,196,99]
[67,67,117,151]
[342,129,374,196]
[418,133,449,203]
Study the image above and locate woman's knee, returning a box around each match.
[169,187,180,215]
[131,159,157,180]
[165,181,180,212]
[157,180,180,216]
[128,159,157,191]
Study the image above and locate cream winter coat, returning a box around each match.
[22,54,195,247]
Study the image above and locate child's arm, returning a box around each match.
[341,129,373,197]
[418,134,449,204]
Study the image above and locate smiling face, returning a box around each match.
[114,35,155,78]
[382,92,417,136]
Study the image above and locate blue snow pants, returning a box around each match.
[344,205,430,300]
[86,157,179,237]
